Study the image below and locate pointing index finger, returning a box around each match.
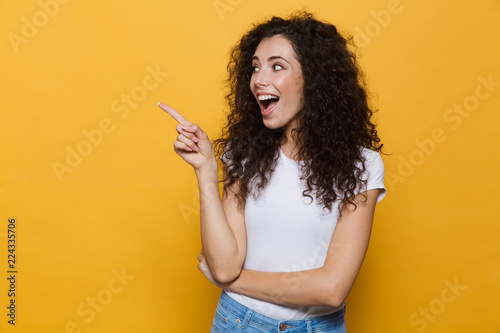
[158,102,191,125]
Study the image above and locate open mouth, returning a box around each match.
[258,94,280,115]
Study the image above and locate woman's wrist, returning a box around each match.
[194,157,218,180]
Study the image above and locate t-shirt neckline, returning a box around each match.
[279,148,308,165]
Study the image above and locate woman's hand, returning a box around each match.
[158,102,216,171]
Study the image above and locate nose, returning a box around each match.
[256,80,269,87]
[254,69,270,87]
[255,80,268,87]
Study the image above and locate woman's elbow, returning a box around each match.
[322,283,348,308]
[325,293,345,309]
[212,267,241,284]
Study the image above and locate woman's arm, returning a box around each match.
[159,103,246,283]
[198,188,381,308]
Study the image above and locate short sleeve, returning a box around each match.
[358,148,386,203]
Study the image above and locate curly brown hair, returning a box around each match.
[214,11,383,213]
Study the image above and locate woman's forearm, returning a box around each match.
[226,267,344,308]
[195,160,244,283]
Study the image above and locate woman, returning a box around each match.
[159,11,385,333]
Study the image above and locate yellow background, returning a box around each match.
[1,0,499,332]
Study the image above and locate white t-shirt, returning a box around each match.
[225,147,386,320]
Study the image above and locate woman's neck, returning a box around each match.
[279,118,305,160]
[280,132,302,161]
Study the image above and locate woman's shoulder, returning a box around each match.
[360,146,381,159]
[356,147,386,201]
[358,147,385,174]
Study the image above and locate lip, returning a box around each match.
[256,92,279,97]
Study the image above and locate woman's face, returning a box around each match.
[250,35,304,133]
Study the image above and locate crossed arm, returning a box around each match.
[198,187,381,309]
[158,102,380,309]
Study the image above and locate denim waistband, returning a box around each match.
[217,291,345,332]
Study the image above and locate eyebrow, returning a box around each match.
[252,56,290,64]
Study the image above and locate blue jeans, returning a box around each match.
[210,291,347,333]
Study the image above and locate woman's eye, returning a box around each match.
[273,64,283,70]
[252,66,260,72]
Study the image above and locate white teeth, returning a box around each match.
[258,95,279,101]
